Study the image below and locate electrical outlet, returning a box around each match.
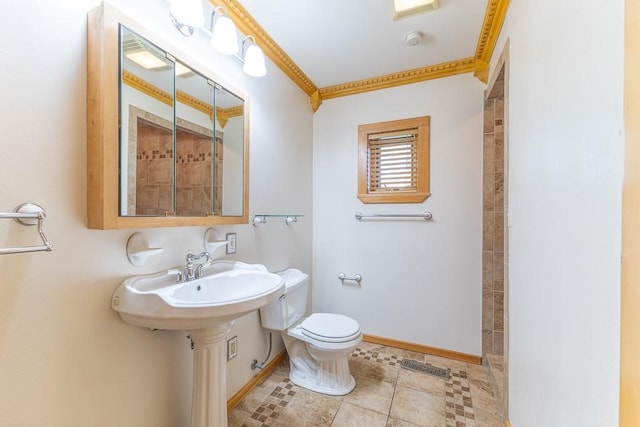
[227,336,238,360]
[226,232,237,254]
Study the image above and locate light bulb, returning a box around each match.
[211,14,238,55]
[243,44,266,77]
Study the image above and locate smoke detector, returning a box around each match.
[405,31,424,47]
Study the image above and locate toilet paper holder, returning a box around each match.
[338,272,362,284]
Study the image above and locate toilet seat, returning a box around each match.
[300,313,361,343]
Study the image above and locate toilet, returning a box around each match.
[259,268,363,395]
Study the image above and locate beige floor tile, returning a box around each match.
[465,362,489,380]
[386,417,421,427]
[270,388,341,427]
[350,357,400,385]
[473,406,504,427]
[359,342,430,363]
[227,407,260,427]
[235,376,285,414]
[390,385,445,427]
[331,402,388,427]
[424,353,466,371]
[228,343,503,427]
[343,375,395,414]
[469,377,497,410]
[396,367,447,396]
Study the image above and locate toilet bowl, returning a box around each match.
[259,269,363,395]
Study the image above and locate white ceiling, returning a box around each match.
[235,0,487,88]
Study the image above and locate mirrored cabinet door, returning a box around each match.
[175,63,216,217]
[120,26,176,217]
[214,85,245,217]
[86,2,249,229]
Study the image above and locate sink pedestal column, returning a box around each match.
[189,322,233,427]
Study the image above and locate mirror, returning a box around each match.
[87,3,249,229]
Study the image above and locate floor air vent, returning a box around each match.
[400,359,451,380]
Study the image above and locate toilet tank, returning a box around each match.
[259,268,309,331]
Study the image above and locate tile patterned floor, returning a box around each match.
[228,342,504,427]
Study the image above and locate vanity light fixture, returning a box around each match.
[241,36,267,77]
[210,6,239,55]
[393,0,440,19]
[169,3,267,77]
[169,0,204,36]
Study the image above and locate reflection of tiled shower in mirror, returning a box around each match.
[119,24,246,219]
[175,126,223,217]
[130,108,223,217]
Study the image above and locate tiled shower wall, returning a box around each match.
[482,84,505,356]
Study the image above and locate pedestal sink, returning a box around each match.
[111,261,285,427]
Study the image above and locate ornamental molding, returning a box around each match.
[318,58,475,104]
[209,0,318,97]
[215,0,511,111]
[473,0,511,83]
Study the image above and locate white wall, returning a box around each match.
[491,1,624,425]
[313,74,484,355]
[0,1,313,426]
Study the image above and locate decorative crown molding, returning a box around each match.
[216,0,510,111]
[318,58,475,103]
[209,0,318,98]
[473,0,511,83]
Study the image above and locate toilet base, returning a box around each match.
[289,368,356,396]
[282,333,360,396]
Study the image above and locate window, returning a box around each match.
[358,116,430,203]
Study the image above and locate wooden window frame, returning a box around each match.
[358,116,430,204]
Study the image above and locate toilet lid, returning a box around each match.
[300,313,361,343]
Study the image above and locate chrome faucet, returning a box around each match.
[185,251,212,281]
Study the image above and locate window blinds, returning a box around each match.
[367,129,418,193]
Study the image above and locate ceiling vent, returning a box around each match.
[393,0,440,20]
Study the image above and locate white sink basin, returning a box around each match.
[111,260,285,427]
[112,262,285,330]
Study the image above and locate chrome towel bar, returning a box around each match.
[0,203,53,255]
[355,211,433,221]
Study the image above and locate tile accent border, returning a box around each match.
[364,334,482,365]
[239,346,478,427]
[445,369,475,426]
[354,346,476,426]
[351,347,401,366]
[249,377,297,425]
[226,350,287,411]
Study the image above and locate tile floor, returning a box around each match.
[228,341,503,427]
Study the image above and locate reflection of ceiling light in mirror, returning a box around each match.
[125,51,167,69]
[393,0,440,19]
[175,62,192,76]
